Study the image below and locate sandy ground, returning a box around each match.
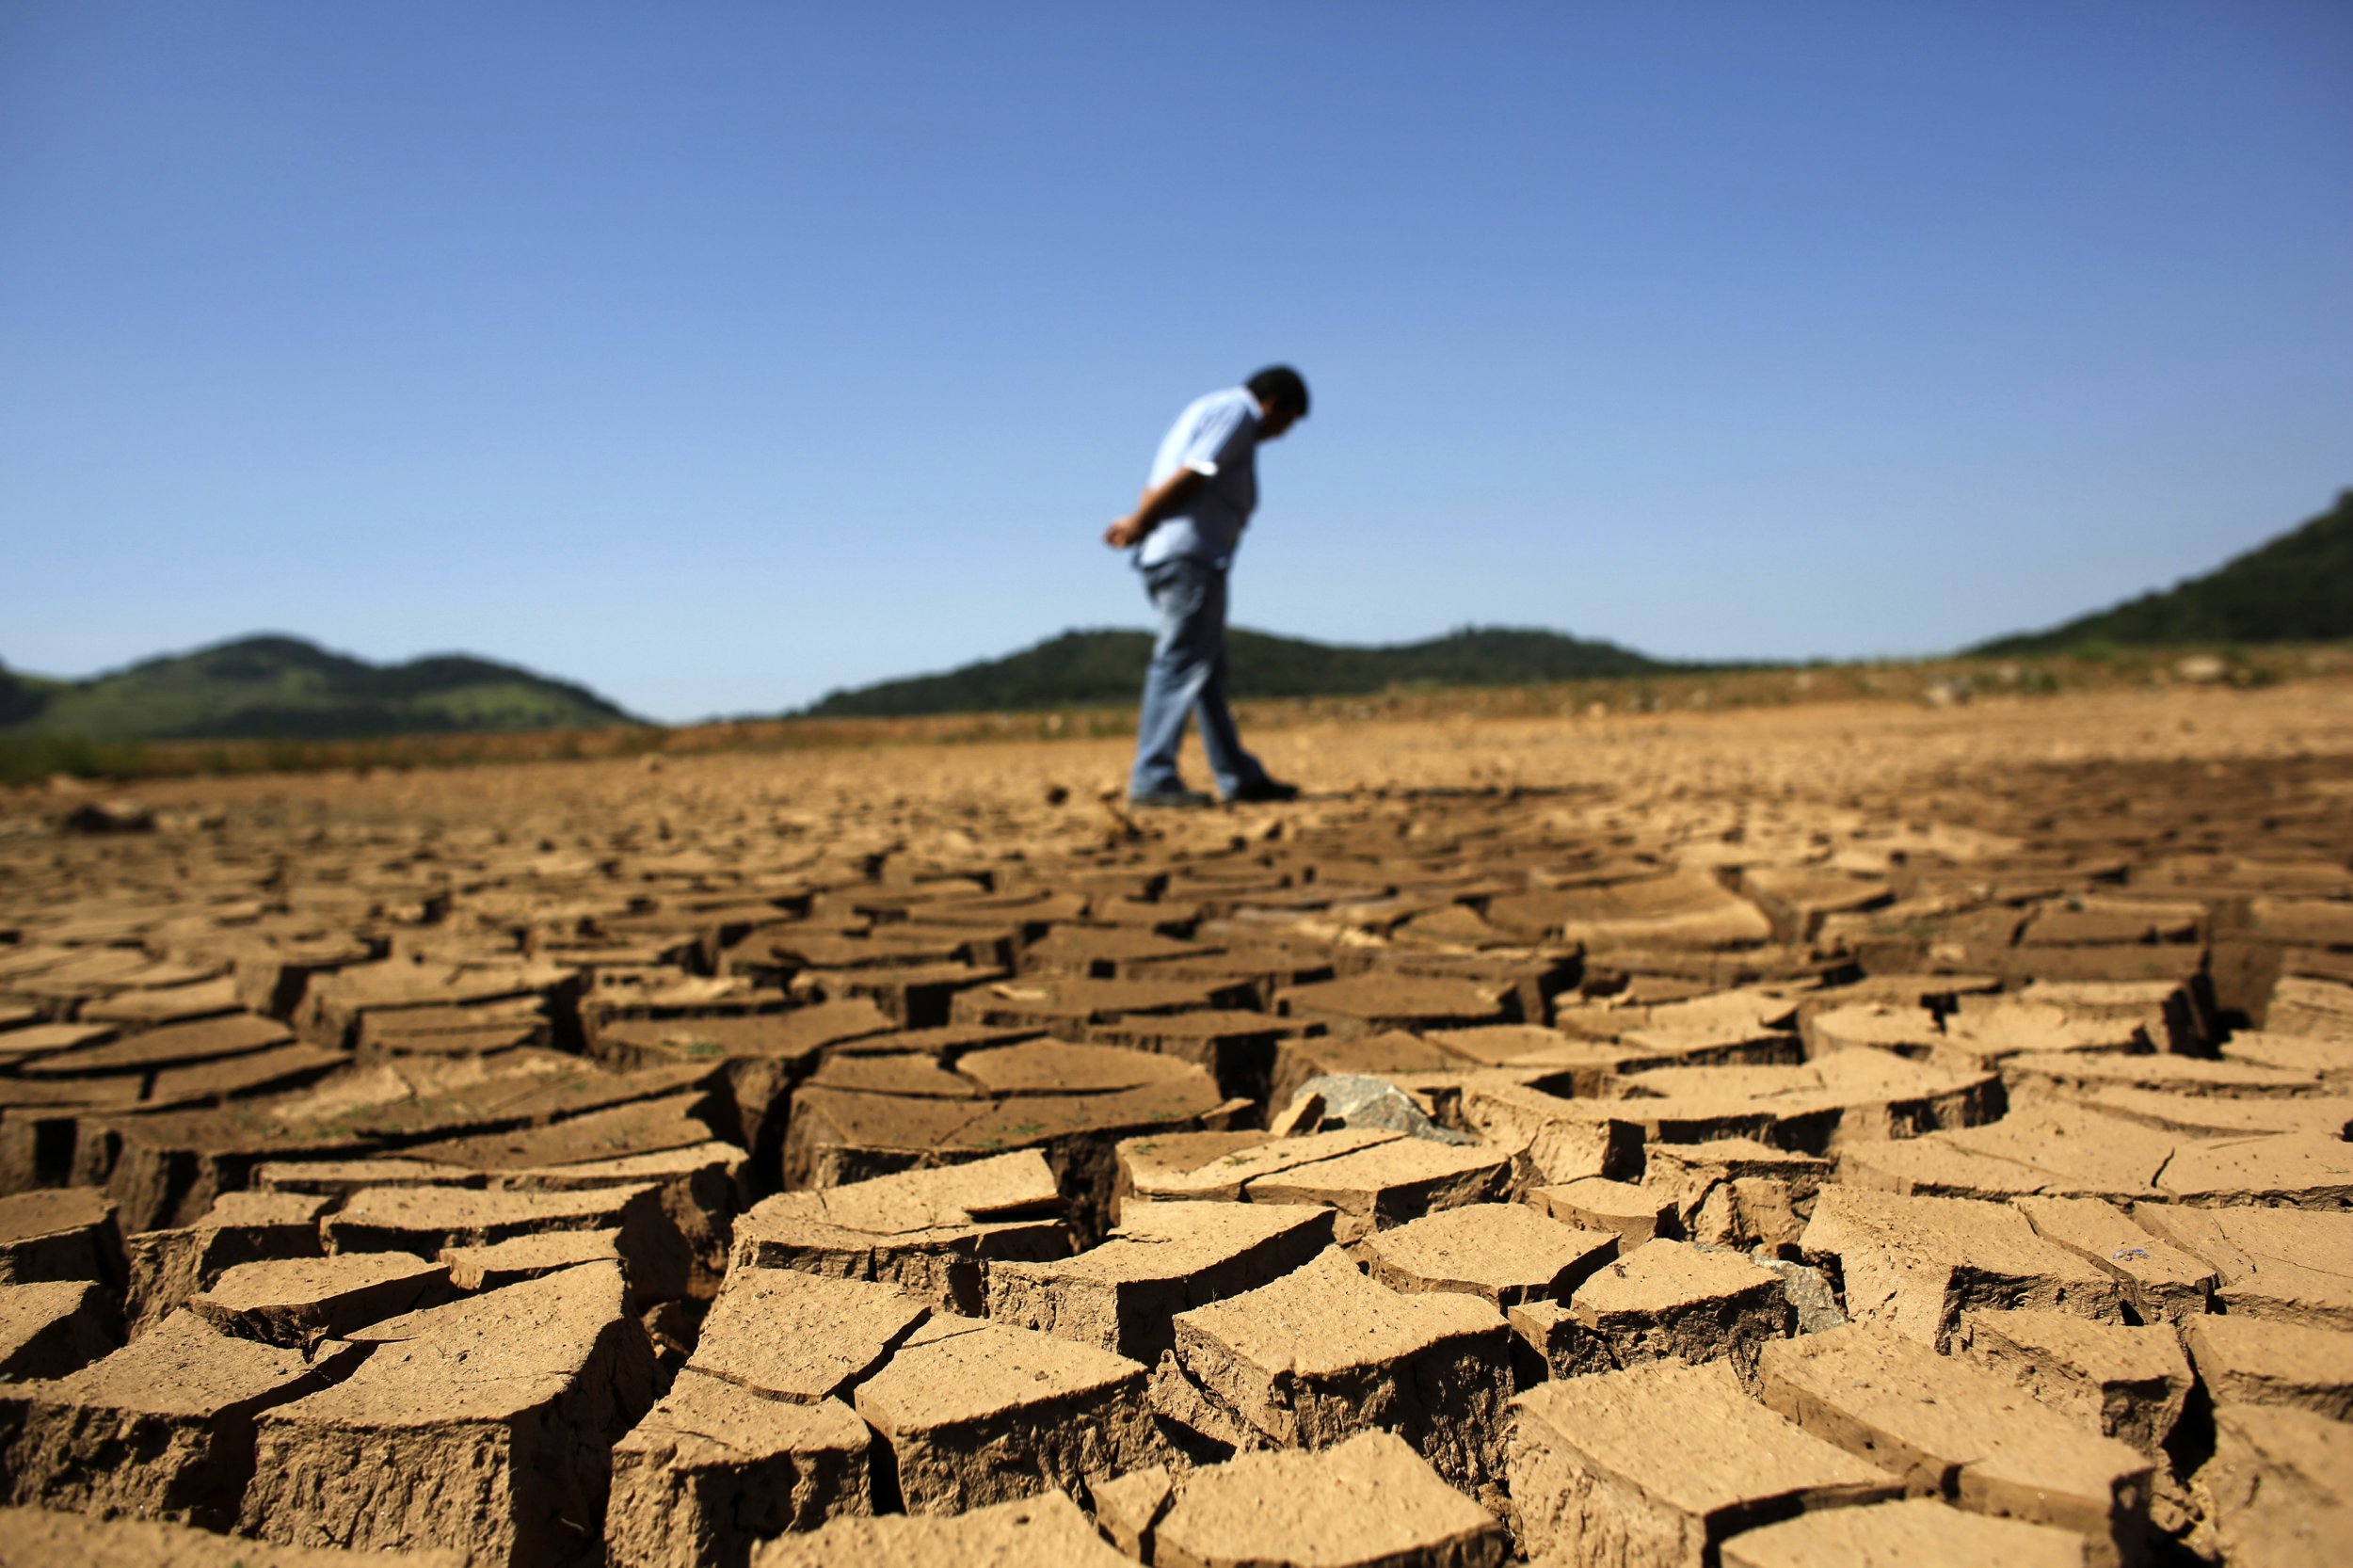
[40,681,2353,843]
[4,681,2351,1568]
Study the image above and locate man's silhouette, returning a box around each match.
[1103,365,1309,808]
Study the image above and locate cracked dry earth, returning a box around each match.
[0,684,2349,1568]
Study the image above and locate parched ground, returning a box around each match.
[1,682,2350,1567]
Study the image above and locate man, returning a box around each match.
[1103,365,1309,808]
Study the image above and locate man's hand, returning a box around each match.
[1100,467,1206,551]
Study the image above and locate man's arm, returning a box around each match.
[1103,466,1207,549]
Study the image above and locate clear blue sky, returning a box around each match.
[4,2,2347,722]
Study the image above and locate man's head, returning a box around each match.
[1246,364,1310,440]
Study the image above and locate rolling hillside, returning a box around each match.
[0,635,642,742]
[802,625,1668,718]
[1975,489,2353,655]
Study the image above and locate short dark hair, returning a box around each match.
[1246,365,1309,418]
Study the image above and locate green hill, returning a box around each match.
[0,635,642,742]
[802,625,1668,718]
[1974,489,2353,655]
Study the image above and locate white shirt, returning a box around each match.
[1135,386,1260,570]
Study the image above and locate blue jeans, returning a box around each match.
[1128,556,1270,798]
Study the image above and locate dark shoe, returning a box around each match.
[1225,779,1301,804]
[1128,787,1215,809]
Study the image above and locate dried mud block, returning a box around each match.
[442,1228,622,1289]
[1453,1080,1644,1184]
[227,936,378,1025]
[792,959,1010,1028]
[958,1037,1202,1096]
[1268,1030,1464,1111]
[1955,1308,2190,1454]
[1385,948,1578,1028]
[685,1266,928,1400]
[325,1181,691,1303]
[593,1000,896,1164]
[2198,1403,2353,1568]
[2010,1195,2217,1323]
[191,1253,444,1346]
[145,1039,350,1108]
[99,1059,712,1232]
[2055,1084,2353,1141]
[802,1049,981,1099]
[2020,896,2205,949]
[1510,1238,1791,1386]
[2266,976,2353,1043]
[1938,1000,2149,1067]
[1647,1139,1831,1250]
[1507,1358,1899,1568]
[0,1018,114,1060]
[91,960,246,1015]
[2222,1029,2353,1082]
[255,1157,482,1195]
[987,1198,1334,1363]
[356,997,550,1059]
[2013,979,2214,1055]
[2130,1203,2353,1328]
[296,957,580,1049]
[18,1010,292,1080]
[606,1382,871,1568]
[1513,872,1776,950]
[124,1189,332,1333]
[1802,1186,2122,1347]
[1122,1126,1398,1203]
[1721,1496,2095,1568]
[1277,973,1514,1037]
[853,1313,1161,1514]
[0,1080,143,1195]
[1152,1248,1513,1496]
[1360,1201,1618,1308]
[403,1088,728,1175]
[1757,1326,2153,1566]
[1737,866,1892,944]
[2248,896,2353,949]
[0,1279,120,1380]
[1528,1176,1676,1246]
[1423,1023,1626,1087]
[2004,1048,2320,1101]
[2183,1315,2353,1421]
[1478,1071,1794,1165]
[730,1148,1068,1313]
[1552,986,1804,1055]
[0,1505,464,1566]
[948,975,1255,1031]
[1088,1007,1307,1100]
[2151,1131,2353,1207]
[1838,1103,2180,1205]
[0,1187,123,1286]
[1801,1001,1946,1061]
[747,1487,1132,1568]
[1609,1050,2001,1157]
[1241,1134,1513,1243]
[1095,1430,1509,1568]
[783,1039,1240,1218]
[240,1260,658,1568]
[1020,924,1212,977]
[0,1310,343,1528]
[472,1138,747,1292]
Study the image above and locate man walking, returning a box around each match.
[1103,366,1309,808]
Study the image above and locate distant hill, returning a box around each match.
[0,635,642,742]
[803,625,1668,718]
[1974,489,2353,655]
